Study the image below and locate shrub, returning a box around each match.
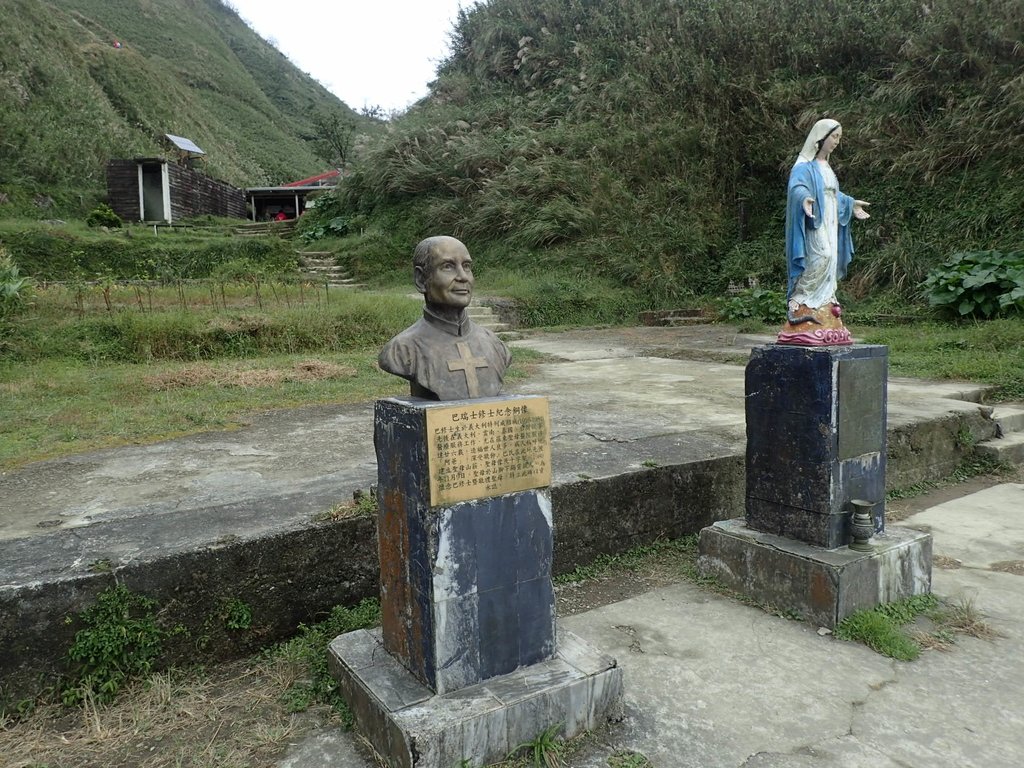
[717,287,787,325]
[5,229,297,281]
[0,249,32,318]
[63,585,169,705]
[297,193,353,243]
[85,203,123,228]
[922,250,1024,318]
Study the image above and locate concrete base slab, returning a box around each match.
[328,628,623,768]
[900,483,1024,569]
[697,519,932,628]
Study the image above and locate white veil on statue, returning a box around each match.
[795,118,841,164]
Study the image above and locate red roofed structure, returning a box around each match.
[246,169,342,221]
[282,169,341,188]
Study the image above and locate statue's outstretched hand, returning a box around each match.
[853,200,871,220]
[803,197,814,218]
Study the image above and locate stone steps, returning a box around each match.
[993,405,1024,434]
[975,405,1024,466]
[977,432,1024,465]
[662,316,712,327]
[399,295,515,333]
[639,308,708,327]
[466,304,510,333]
[296,251,364,290]
[233,220,297,238]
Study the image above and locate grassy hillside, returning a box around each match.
[0,0,362,216]
[320,0,1023,304]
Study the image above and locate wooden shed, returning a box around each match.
[106,135,247,222]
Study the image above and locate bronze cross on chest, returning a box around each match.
[446,342,490,398]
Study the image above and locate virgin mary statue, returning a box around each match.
[777,118,870,346]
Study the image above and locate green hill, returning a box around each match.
[326,0,1023,302]
[0,0,361,215]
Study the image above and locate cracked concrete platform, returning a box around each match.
[281,482,1024,768]
[0,326,994,549]
[2,324,1018,765]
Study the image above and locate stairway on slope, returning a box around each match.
[976,404,1024,467]
[233,220,297,238]
[467,301,522,340]
[297,251,364,290]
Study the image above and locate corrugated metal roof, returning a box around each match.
[165,134,205,155]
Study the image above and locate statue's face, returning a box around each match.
[417,239,474,309]
[818,127,842,158]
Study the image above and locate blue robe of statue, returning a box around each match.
[785,160,856,302]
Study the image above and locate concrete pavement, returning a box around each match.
[0,325,995,550]
[279,483,1024,768]
[2,323,1021,765]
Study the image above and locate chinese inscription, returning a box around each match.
[426,397,551,506]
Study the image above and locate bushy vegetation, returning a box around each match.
[62,585,173,705]
[0,224,297,281]
[311,0,1022,302]
[717,287,788,326]
[85,203,122,229]
[922,250,1024,318]
[0,248,32,319]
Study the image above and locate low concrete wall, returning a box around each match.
[0,458,741,708]
[887,407,997,490]
[552,455,745,573]
[1,516,379,709]
[0,412,994,708]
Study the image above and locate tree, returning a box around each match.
[310,110,356,170]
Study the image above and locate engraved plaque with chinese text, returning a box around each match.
[425,397,551,506]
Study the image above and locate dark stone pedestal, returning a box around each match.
[698,519,932,628]
[699,344,932,625]
[745,344,888,548]
[331,396,622,766]
[373,397,557,694]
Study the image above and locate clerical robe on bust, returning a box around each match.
[378,236,512,401]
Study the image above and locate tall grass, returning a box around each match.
[311,0,1023,302]
[2,289,422,363]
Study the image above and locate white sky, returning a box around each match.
[229,0,474,114]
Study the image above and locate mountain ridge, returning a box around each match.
[0,0,363,214]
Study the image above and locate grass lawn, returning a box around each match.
[0,348,547,470]
[861,319,1024,400]
[2,312,1021,470]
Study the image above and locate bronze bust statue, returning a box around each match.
[379,236,511,400]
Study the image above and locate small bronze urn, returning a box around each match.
[849,499,876,552]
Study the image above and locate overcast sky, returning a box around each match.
[229,0,474,114]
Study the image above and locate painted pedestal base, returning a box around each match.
[328,627,623,768]
[697,519,932,628]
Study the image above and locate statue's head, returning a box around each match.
[413,236,474,311]
[797,118,843,163]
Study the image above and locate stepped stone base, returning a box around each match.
[977,432,1024,465]
[697,519,931,628]
[328,628,623,768]
[638,308,706,327]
